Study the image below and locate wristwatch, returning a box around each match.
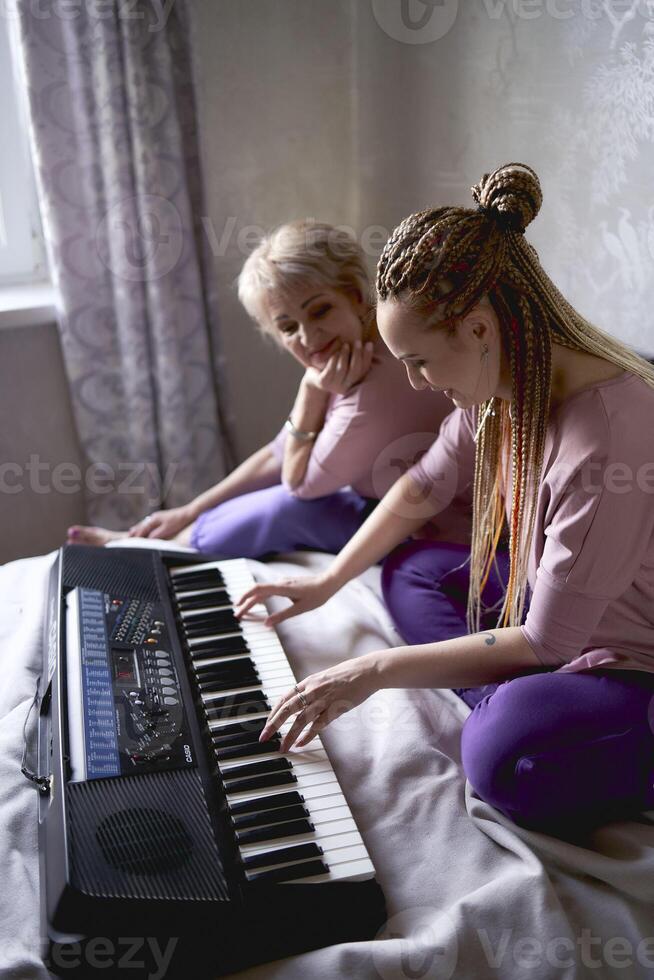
[284,415,318,443]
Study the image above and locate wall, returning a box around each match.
[193,0,654,465]
[190,0,361,460]
[0,319,86,564]
[354,1,654,358]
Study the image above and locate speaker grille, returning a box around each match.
[62,544,160,602]
[67,769,227,901]
[96,807,194,876]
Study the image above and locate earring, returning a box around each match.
[483,344,494,412]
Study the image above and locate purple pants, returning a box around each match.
[190,484,377,558]
[381,539,654,838]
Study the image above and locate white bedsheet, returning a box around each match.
[2,546,654,980]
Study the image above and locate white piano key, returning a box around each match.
[222,758,332,778]
[214,748,288,765]
[215,745,326,770]
[226,774,340,806]
[200,680,292,702]
[239,829,357,862]
[289,858,375,884]
[243,843,368,881]
[209,712,270,730]
[220,748,329,769]
[169,558,377,884]
[240,823,373,882]
[235,801,353,830]
[239,819,359,858]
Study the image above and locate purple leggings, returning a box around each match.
[191,488,654,836]
[190,484,377,558]
[382,539,654,838]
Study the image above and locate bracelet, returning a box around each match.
[285,415,318,443]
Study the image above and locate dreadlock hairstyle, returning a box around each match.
[376,162,654,635]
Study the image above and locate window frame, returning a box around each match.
[0,14,49,288]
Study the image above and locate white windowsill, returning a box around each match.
[0,280,58,328]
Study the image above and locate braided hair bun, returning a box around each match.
[471,162,542,234]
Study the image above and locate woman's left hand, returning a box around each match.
[260,653,379,752]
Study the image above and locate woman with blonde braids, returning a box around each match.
[236,163,654,839]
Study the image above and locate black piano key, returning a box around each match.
[171,569,225,590]
[207,690,267,708]
[199,676,260,695]
[212,719,267,742]
[225,770,297,794]
[205,696,270,721]
[183,610,241,635]
[192,648,250,665]
[203,687,262,705]
[190,636,250,657]
[183,608,235,624]
[223,757,292,780]
[187,624,243,640]
[212,732,267,752]
[241,842,323,871]
[213,731,279,752]
[176,589,231,610]
[199,672,260,692]
[196,664,259,685]
[211,718,267,739]
[199,667,259,687]
[232,804,308,831]
[194,659,257,678]
[246,859,328,884]
[214,739,281,762]
[236,818,313,847]
[229,791,303,816]
[199,671,259,689]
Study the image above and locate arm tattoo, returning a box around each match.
[480,632,496,646]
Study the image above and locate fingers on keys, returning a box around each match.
[262,604,301,628]
[234,583,300,628]
[295,719,324,748]
[279,705,323,753]
[234,583,282,616]
[260,688,320,748]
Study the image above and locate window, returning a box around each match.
[0,15,49,286]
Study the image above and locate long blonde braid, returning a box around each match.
[377,162,654,634]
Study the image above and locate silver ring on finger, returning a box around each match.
[294,684,308,709]
[143,515,153,524]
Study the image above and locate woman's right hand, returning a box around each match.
[128,504,195,540]
[304,340,374,396]
[233,572,338,627]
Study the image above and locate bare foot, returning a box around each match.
[67,525,126,546]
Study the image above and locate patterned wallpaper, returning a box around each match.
[359,0,654,355]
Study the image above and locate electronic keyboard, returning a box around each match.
[34,545,385,978]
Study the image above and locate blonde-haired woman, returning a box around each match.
[68,221,462,559]
[236,165,654,840]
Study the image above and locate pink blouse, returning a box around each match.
[269,337,474,545]
[408,371,654,674]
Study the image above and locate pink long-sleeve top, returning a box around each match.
[408,370,654,675]
[269,337,474,545]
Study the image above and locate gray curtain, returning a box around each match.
[15,0,233,527]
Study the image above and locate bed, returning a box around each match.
[2,542,654,980]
